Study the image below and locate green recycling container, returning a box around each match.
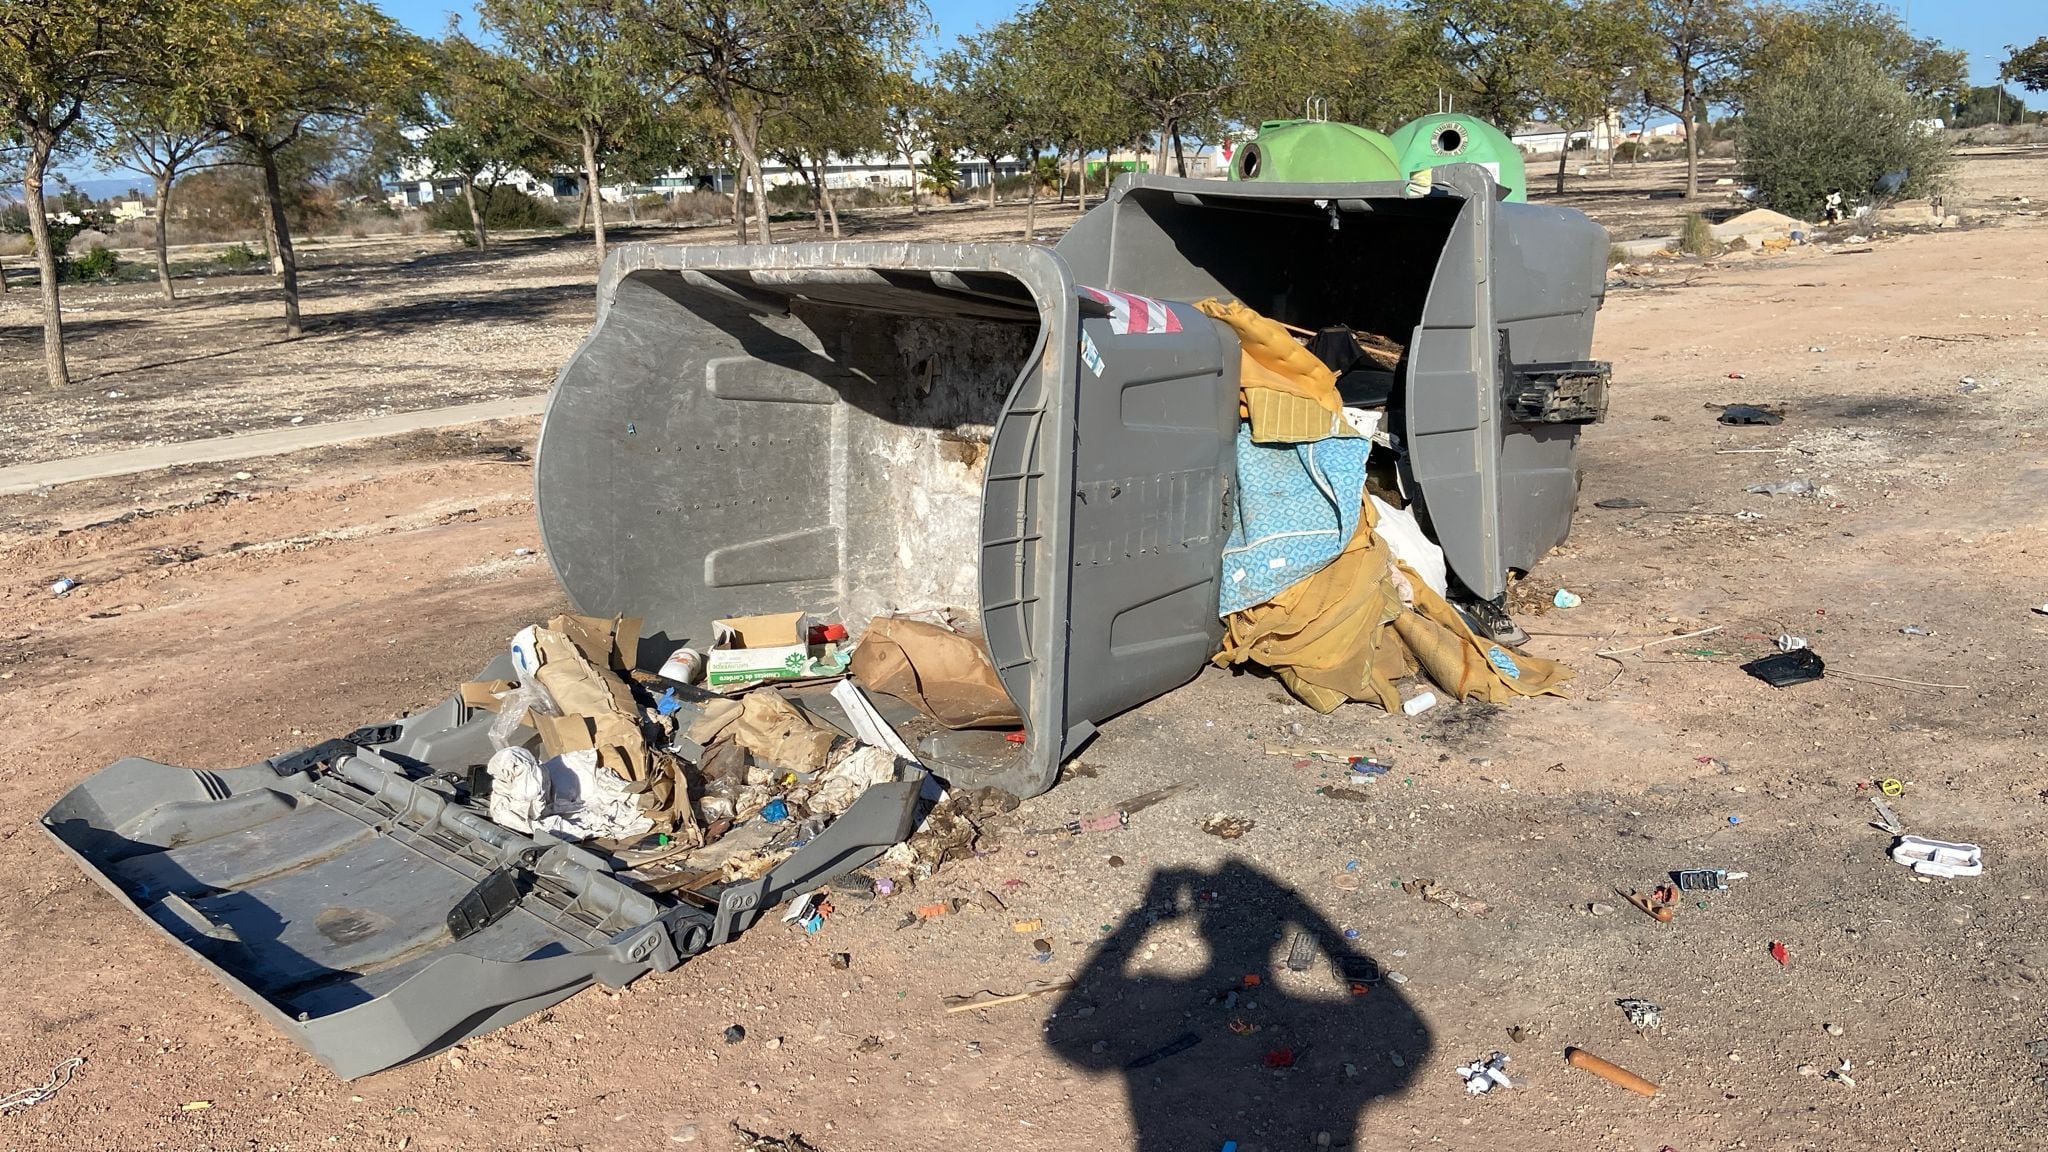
[1387,113,1526,202]
[1229,119,1402,183]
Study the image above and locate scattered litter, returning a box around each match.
[1594,496,1650,509]
[1717,404,1783,426]
[1725,371,1745,379]
[1728,814,1744,825]
[941,981,1073,1014]
[1769,940,1790,966]
[1776,633,1808,651]
[1746,478,1816,496]
[1506,1023,1539,1043]
[1124,1031,1202,1069]
[1262,1047,1297,1068]
[1564,1046,1659,1096]
[830,952,852,970]
[724,1024,747,1044]
[1286,933,1317,972]
[2034,605,2048,616]
[1890,835,1982,878]
[1011,918,1044,933]
[1899,626,1929,636]
[914,902,949,920]
[873,877,895,897]
[1743,648,1825,687]
[1825,1059,1856,1087]
[233,471,253,481]
[1808,346,1826,353]
[0,1056,83,1115]
[1673,868,1728,891]
[290,415,305,425]
[1957,375,1977,392]
[1617,998,1663,1034]
[1552,588,1581,609]
[1384,970,1410,985]
[1623,887,1676,922]
[1401,691,1439,716]
[779,889,831,935]
[1201,813,1255,840]
[49,578,76,597]
[1401,877,1490,917]
[1870,797,1905,835]
[1455,1050,1512,1094]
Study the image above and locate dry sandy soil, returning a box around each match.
[2,158,2046,1151]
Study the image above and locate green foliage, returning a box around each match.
[66,244,119,281]
[1747,0,1966,107]
[1950,86,2028,129]
[2010,38,2048,94]
[215,242,260,271]
[424,186,563,236]
[1676,212,1717,255]
[920,153,959,196]
[1741,42,1952,220]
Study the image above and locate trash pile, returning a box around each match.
[1197,298,1573,713]
[461,610,1013,887]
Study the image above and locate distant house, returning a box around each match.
[1511,113,1625,156]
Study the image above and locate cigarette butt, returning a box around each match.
[1565,1046,1659,1097]
[1011,918,1044,933]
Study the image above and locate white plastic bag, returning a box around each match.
[1370,495,1448,600]
[537,749,655,841]
[486,747,546,834]
[487,681,557,750]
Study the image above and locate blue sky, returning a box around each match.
[381,0,2041,88]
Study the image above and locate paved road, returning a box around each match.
[0,395,548,496]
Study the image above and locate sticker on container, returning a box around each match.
[1079,330,1105,377]
[1079,286,1183,335]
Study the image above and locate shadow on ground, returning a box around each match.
[1047,859,1428,1151]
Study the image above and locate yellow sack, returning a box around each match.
[1200,298,1355,443]
[1215,500,1572,712]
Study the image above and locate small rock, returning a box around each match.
[233,471,253,481]
[765,1037,782,1050]
[1797,1064,1818,1077]
[1589,902,1616,916]
[1091,1040,1109,1054]
[290,415,305,425]
[1825,1023,1844,1037]
[1385,971,1410,985]
[724,1024,746,1044]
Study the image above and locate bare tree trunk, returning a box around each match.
[1078,152,1089,213]
[1024,146,1038,239]
[907,149,920,215]
[580,124,607,259]
[986,154,999,208]
[24,141,70,386]
[823,180,840,238]
[257,148,302,338]
[1173,129,1188,178]
[1,250,10,293]
[153,170,176,302]
[746,154,772,243]
[257,171,284,276]
[1154,124,1173,174]
[808,161,826,235]
[1682,96,1699,199]
[1555,135,1570,195]
[463,173,488,250]
[574,183,589,230]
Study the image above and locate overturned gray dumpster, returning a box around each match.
[45,165,1608,1079]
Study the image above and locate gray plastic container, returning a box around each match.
[536,240,1242,800]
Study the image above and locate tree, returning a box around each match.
[639,0,921,244]
[1748,1,1966,107]
[171,0,425,338]
[1950,84,2027,129]
[412,33,535,251]
[881,71,933,216]
[933,28,1028,210]
[1324,3,1449,132]
[1530,0,1656,193]
[1638,0,1750,199]
[98,86,222,301]
[1413,0,1573,129]
[1741,40,1950,218]
[482,0,644,260]
[763,36,890,237]
[0,0,144,386]
[2008,38,2048,94]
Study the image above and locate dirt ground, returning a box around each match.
[3,158,2048,1151]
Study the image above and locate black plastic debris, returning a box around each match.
[1742,649,1825,687]
[1718,405,1784,426]
[1594,496,1651,509]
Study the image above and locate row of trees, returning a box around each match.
[7,0,2039,391]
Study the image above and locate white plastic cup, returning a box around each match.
[1402,691,1439,716]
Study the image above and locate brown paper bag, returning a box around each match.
[849,617,1021,729]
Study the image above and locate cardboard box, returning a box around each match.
[706,612,813,687]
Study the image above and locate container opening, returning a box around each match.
[541,266,1047,663]
[1435,127,1465,154]
[1099,190,1460,355]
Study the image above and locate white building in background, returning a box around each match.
[387,142,1029,210]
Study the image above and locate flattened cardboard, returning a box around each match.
[459,680,517,711]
